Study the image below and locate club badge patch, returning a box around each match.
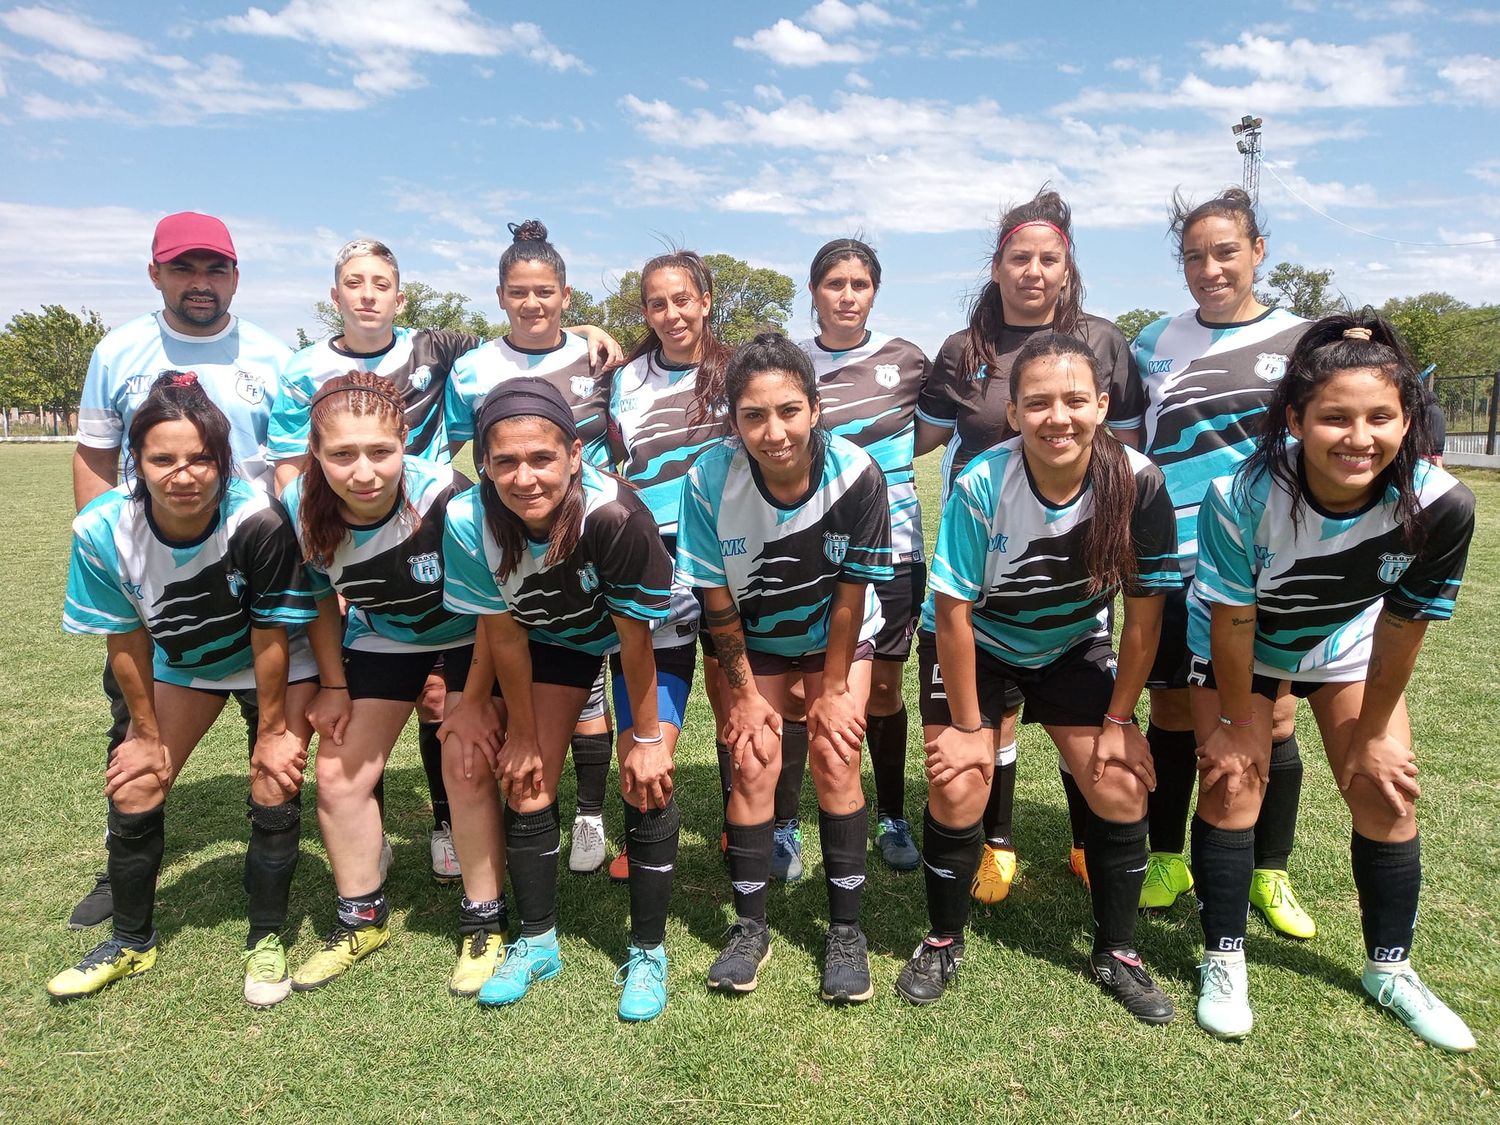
[227,569,246,598]
[578,562,599,593]
[409,365,432,392]
[823,532,849,565]
[1254,353,1288,382]
[873,363,900,390]
[1377,552,1416,584]
[571,375,596,399]
[235,371,265,404]
[409,551,442,584]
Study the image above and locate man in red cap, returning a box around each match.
[65,213,295,1009]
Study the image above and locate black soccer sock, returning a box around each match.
[244,796,301,946]
[503,802,561,937]
[1086,811,1149,954]
[819,804,870,926]
[1190,815,1254,953]
[922,805,984,940]
[983,742,1017,847]
[459,894,508,937]
[335,887,389,931]
[1059,757,1089,849]
[725,818,774,923]
[1352,831,1421,965]
[570,733,613,817]
[867,708,909,822]
[775,720,809,825]
[107,803,165,947]
[715,742,734,816]
[624,800,680,948]
[1254,734,1303,871]
[1147,724,1198,854]
[418,721,451,830]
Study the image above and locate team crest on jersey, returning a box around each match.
[409,551,442,584]
[1377,552,1416,584]
[226,569,246,598]
[823,532,850,565]
[1254,353,1288,382]
[409,365,433,392]
[577,562,600,593]
[570,375,596,399]
[873,363,900,390]
[235,371,265,405]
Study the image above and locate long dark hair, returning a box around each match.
[724,330,820,415]
[479,415,587,582]
[128,371,233,505]
[624,249,731,428]
[1008,333,1134,595]
[1236,310,1431,543]
[808,236,881,329]
[1168,186,1266,266]
[962,187,1083,377]
[301,371,411,567]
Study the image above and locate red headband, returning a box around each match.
[997,220,1070,253]
[168,371,199,387]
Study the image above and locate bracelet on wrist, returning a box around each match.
[632,731,665,745]
[1217,713,1252,728]
[321,683,348,691]
[951,721,982,734]
[1103,712,1134,726]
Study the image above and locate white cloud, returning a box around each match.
[33,53,107,84]
[845,70,871,88]
[754,84,786,104]
[681,76,709,91]
[1440,55,1500,105]
[0,7,148,61]
[802,1,900,34]
[945,42,1026,61]
[1454,8,1500,23]
[733,19,868,67]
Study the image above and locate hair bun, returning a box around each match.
[508,219,549,243]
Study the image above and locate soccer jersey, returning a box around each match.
[676,431,895,657]
[446,333,611,467]
[924,439,1182,669]
[282,457,476,653]
[442,463,671,655]
[917,313,1144,492]
[800,330,930,561]
[267,327,481,464]
[609,350,728,535]
[77,312,290,487]
[1132,307,1308,575]
[64,477,319,690]
[1189,455,1475,682]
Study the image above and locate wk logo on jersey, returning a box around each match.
[1148,359,1173,374]
[1254,353,1288,382]
[874,363,900,390]
[409,365,433,392]
[235,371,265,404]
[823,532,849,564]
[721,537,748,557]
[1378,552,1416,584]
[577,562,599,593]
[226,569,246,598]
[122,580,144,599]
[409,551,442,584]
[988,532,1009,553]
[571,375,596,398]
[126,373,155,396]
[1253,544,1276,569]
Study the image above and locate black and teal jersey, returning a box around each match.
[441,463,671,656]
[1132,307,1308,575]
[64,477,319,690]
[446,333,611,467]
[923,439,1182,669]
[917,313,1144,493]
[1189,454,1474,682]
[676,431,894,657]
[267,326,480,464]
[609,350,728,535]
[800,330,930,561]
[282,457,476,653]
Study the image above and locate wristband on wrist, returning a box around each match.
[632,731,665,745]
[1217,713,1252,728]
[1103,712,1134,726]
[951,721,982,734]
[321,683,348,691]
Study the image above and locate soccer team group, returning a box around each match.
[44,186,1477,1052]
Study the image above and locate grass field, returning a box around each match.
[1,442,1496,1124]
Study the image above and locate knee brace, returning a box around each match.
[246,792,302,833]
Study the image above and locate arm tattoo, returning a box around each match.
[715,632,750,690]
[705,603,740,628]
[1231,615,1255,628]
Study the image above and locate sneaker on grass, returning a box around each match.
[970,843,1017,904]
[449,930,505,998]
[1249,868,1315,940]
[569,813,607,874]
[1196,954,1253,1040]
[477,930,562,1007]
[1090,947,1174,1025]
[875,816,919,871]
[616,943,668,1022]
[1362,964,1476,1053]
[430,822,461,883]
[1139,852,1194,910]
[770,820,803,882]
[67,872,113,930]
[820,923,873,1004]
[706,918,772,994]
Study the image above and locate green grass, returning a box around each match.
[1,443,1497,1123]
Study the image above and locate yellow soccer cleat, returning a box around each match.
[1249,869,1316,940]
[290,924,389,992]
[1138,852,1194,910]
[970,843,1018,904]
[47,937,157,999]
[449,930,506,998]
[1068,846,1090,889]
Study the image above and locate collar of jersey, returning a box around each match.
[746,428,828,511]
[330,329,402,361]
[502,333,569,357]
[1194,305,1278,332]
[143,493,224,548]
[811,329,871,357]
[155,310,236,345]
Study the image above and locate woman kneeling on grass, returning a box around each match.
[900,334,1182,1022]
[281,372,508,998]
[442,377,683,1022]
[676,332,894,1004]
[52,372,319,1007]
[1188,313,1476,1052]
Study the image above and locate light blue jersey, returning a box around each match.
[77,312,290,488]
[923,439,1182,669]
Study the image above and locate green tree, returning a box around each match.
[1256,262,1343,318]
[563,288,607,330]
[0,305,107,434]
[603,254,796,353]
[1380,292,1467,374]
[305,281,505,342]
[1113,308,1166,343]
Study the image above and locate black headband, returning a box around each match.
[473,377,579,474]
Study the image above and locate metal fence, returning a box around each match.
[1435,372,1500,456]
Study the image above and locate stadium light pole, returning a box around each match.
[1231,115,1264,205]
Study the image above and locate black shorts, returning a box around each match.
[872,560,925,662]
[1186,654,1323,702]
[345,644,475,702]
[530,640,606,691]
[918,629,1115,729]
[1145,584,1191,691]
[746,640,876,678]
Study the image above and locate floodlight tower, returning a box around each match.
[1231,115,1264,204]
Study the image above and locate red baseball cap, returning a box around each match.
[152,212,237,263]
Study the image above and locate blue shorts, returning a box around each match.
[609,642,695,731]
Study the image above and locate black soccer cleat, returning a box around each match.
[1090,947,1175,1025]
[68,872,113,930]
[895,937,963,1006]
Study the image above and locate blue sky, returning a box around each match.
[1,1,1496,357]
